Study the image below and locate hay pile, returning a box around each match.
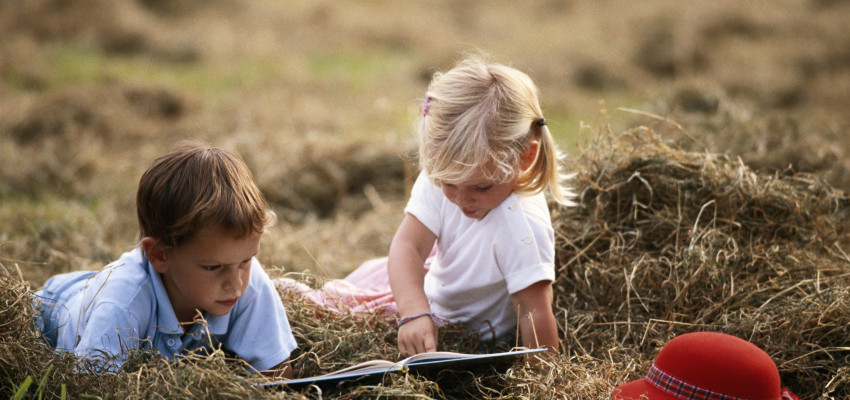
[2,127,849,399]
[552,126,850,398]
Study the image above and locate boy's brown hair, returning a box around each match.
[136,142,273,249]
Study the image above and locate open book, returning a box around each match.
[264,348,547,389]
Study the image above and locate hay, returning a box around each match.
[2,125,849,399]
[553,126,850,398]
[0,263,108,398]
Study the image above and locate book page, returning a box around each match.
[317,359,399,377]
[267,348,546,388]
[318,351,471,377]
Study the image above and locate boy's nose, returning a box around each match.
[224,267,243,291]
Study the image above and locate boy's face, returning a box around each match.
[440,167,518,220]
[146,228,261,324]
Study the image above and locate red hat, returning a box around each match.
[612,332,800,400]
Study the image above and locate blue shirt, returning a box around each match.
[35,248,297,372]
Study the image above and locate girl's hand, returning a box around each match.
[397,315,438,356]
[388,214,439,356]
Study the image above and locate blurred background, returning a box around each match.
[2,0,849,285]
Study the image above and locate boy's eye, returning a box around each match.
[203,265,222,271]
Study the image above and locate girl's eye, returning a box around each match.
[475,185,492,192]
[203,265,222,271]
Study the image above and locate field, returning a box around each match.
[2,0,850,398]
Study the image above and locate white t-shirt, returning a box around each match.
[404,172,556,340]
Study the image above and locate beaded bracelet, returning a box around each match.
[397,312,450,328]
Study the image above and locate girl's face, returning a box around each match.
[440,167,518,220]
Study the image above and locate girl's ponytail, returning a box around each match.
[518,121,576,206]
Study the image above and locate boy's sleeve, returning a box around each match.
[223,259,297,372]
[71,302,147,370]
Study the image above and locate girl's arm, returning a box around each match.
[510,280,559,354]
[387,214,438,356]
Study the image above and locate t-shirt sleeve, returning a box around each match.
[223,259,297,372]
[72,302,146,370]
[496,195,556,294]
[403,171,443,237]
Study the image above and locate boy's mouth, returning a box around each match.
[217,297,239,307]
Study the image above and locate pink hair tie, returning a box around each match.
[423,96,431,117]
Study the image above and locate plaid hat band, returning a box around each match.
[645,364,800,400]
[645,363,744,400]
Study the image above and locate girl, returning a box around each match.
[275,56,572,357]
[388,57,574,356]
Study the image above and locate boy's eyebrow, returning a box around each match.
[197,250,258,265]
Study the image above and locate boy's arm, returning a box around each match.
[263,358,293,379]
[511,280,559,354]
[72,302,147,369]
[387,213,438,356]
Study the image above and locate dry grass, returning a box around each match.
[3,126,849,399]
[552,123,850,398]
[3,0,850,398]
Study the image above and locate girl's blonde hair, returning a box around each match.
[417,57,574,205]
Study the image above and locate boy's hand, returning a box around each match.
[397,315,438,356]
[263,358,293,379]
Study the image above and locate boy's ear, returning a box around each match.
[141,237,169,273]
[521,141,540,171]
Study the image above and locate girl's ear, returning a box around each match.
[141,237,169,274]
[521,141,540,171]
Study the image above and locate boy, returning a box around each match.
[34,142,296,377]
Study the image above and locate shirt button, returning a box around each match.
[508,202,518,210]
[522,236,532,244]
[167,339,176,346]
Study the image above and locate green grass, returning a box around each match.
[9,365,66,400]
[42,43,290,103]
[28,43,417,117]
[307,50,412,90]
[544,108,586,155]
[545,90,650,156]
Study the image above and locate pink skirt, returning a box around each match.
[275,250,434,317]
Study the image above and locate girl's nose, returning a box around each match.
[453,192,468,205]
[457,189,475,205]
